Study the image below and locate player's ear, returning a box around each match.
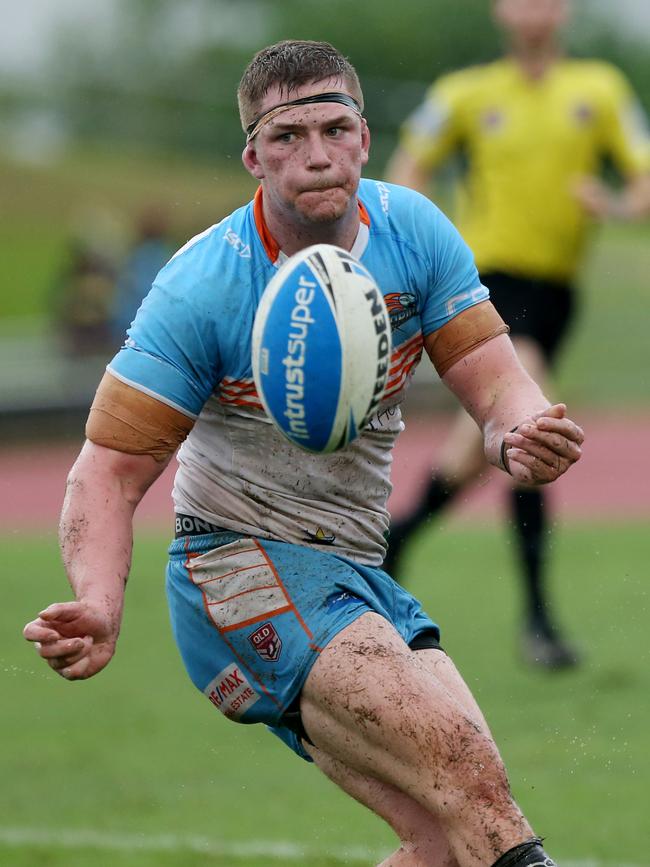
[242,143,265,179]
[360,118,370,167]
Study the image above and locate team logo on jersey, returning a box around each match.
[248,622,283,662]
[481,108,504,131]
[385,292,417,329]
[303,527,336,545]
[572,101,594,126]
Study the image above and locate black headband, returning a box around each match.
[245,92,362,141]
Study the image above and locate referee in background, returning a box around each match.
[385,0,650,668]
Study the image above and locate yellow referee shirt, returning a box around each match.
[400,58,650,281]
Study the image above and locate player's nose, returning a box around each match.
[305,133,332,169]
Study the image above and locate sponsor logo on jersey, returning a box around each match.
[303,527,336,545]
[248,622,283,662]
[385,292,417,329]
[204,664,260,719]
[224,227,252,258]
[326,590,362,611]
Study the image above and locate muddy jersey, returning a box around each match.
[109,178,487,565]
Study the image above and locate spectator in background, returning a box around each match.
[111,206,174,341]
[385,0,650,668]
[50,238,117,357]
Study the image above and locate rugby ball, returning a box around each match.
[252,244,392,453]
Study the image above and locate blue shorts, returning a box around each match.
[166,530,440,760]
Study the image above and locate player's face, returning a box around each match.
[242,77,370,226]
[494,0,568,44]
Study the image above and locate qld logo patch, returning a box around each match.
[249,621,283,662]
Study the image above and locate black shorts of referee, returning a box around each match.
[482,271,578,366]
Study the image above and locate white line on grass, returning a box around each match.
[0,827,646,867]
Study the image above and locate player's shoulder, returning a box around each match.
[359,177,443,227]
[152,198,267,302]
[359,178,461,262]
[560,57,633,98]
[428,59,509,101]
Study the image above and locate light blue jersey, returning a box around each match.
[109,179,487,566]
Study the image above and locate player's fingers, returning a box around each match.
[505,426,582,463]
[535,416,585,445]
[36,636,92,661]
[39,602,86,622]
[57,655,92,681]
[532,403,566,421]
[506,448,569,482]
[23,620,64,643]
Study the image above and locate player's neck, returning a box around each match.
[264,200,361,258]
[507,42,563,80]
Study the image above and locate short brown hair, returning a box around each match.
[237,40,364,132]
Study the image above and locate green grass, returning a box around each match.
[2,524,649,865]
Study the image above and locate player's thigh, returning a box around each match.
[414,648,492,735]
[300,612,497,782]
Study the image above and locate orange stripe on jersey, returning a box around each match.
[387,343,423,386]
[254,187,281,263]
[219,605,293,634]
[384,354,421,398]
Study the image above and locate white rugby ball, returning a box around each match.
[252,244,392,453]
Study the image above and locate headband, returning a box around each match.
[245,91,362,143]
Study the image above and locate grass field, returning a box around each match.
[2,523,649,866]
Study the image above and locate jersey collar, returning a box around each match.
[253,186,370,267]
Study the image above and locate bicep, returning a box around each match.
[70,439,173,508]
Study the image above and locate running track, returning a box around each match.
[0,411,647,534]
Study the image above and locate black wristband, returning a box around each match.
[500,425,519,475]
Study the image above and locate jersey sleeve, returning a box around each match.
[398,73,466,171]
[108,255,223,418]
[597,66,650,176]
[416,199,489,336]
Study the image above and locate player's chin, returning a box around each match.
[296,188,351,223]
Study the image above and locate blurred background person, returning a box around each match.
[111,205,174,343]
[49,230,118,358]
[385,0,650,668]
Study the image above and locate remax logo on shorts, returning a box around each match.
[204,664,260,719]
[248,621,282,662]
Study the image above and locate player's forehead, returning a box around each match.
[257,76,353,118]
[495,0,567,18]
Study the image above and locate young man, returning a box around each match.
[24,40,584,867]
[385,0,650,668]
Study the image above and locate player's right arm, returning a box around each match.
[385,74,464,194]
[23,373,194,680]
[23,439,173,680]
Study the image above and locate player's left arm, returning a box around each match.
[574,68,650,221]
[426,320,584,484]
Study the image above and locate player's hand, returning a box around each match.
[502,403,584,485]
[23,600,120,680]
[572,175,617,220]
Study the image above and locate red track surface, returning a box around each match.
[1,411,648,534]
